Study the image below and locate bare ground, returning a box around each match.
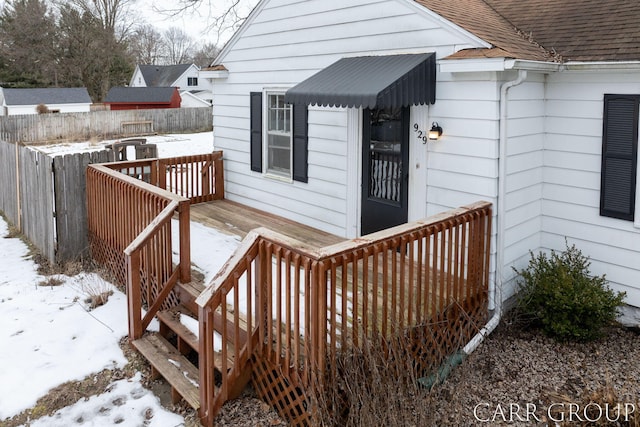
[3,322,639,427]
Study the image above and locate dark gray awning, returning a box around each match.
[284,53,436,109]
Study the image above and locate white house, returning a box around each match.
[208,0,640,325]
[0,87,91,116]
[130,64,213,106]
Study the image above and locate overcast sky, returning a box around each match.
[0,0,259,47]
[140,0,259,46]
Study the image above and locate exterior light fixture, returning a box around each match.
[428,122,443,140]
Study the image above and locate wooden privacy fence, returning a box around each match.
[0,107,212,144]
[195,201,492,425]
[0,139,112,262]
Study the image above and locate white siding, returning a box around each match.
[500,74,545,300]
[213,0,484,237]
[542,71,640,307]
[5,103,91,115]
[130,67,146,87]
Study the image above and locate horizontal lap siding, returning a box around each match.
[543,72,640,305]
[426,73,500,219]
[501,77,545,299]
[213,0,477,237]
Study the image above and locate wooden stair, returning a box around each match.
[131,280,252,412]
[131,333,202,409]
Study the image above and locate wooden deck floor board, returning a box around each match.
[190,199,344,247]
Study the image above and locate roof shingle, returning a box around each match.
[416,0,640,62]
[2,88,91,106]
[138,64,192,87]
[104,87,177,103]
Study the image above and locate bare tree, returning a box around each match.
[56,4,132,101]
[152,0,257,46]
[52,0,138,37]
[129,24,166,65]
[163,26,195,65]
[191,42,220,68]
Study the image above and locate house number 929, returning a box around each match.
[413,123,428,144]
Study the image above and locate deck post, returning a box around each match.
[157,159,167,190]
[126,251,143,340]
[178,200,191,283]
[214,154,224,199]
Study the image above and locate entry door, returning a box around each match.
[361,107,409,235]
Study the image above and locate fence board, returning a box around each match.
[0,107,212,144]
[54,150,112,261]
[19,148,55,261]
[0,140,19,226]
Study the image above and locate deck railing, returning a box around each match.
[196,201,492,425]
[87,163,191,338]
[88,152,224,339]
[103,151,224,204]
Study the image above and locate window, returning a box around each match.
[187,77,198,86]
[600,94,639,221]
[266,93,292,177]
[250,91,308,182]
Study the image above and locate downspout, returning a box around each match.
[419,70,528,389]
[465,69,527,353]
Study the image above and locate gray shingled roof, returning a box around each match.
[104,87,177,103]
[2,87,91,106]
[138,64,192,86]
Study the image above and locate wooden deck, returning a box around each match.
[87,153,493,427]
[190,199,345,248]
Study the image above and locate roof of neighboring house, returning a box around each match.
[104,87,178,103]
[417,0,640,62]
[2,87,91,106]
[137,64,193,86]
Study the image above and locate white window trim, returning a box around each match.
[263,88,293,182]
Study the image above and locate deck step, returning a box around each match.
[157,306,199,354]
[132,333,201,410]
[175,281,205,314]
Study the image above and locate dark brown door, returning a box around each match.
[361,107,409,235]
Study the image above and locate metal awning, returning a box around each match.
[284,53,436,109]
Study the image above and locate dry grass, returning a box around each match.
[76,274,114,310]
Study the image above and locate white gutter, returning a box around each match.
[442,57,640,74]
[463,69,528,355]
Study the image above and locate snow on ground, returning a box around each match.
[0,132,241,425]
[26,373,185,427]
[33,132,215,159]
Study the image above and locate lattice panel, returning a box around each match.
[408,297,486,376]
[89,234,179,310]
[251,354,312,427]
[89,233,127,288]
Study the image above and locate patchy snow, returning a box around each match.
[0,131,239,425]
[25,373,184,427]
[172,219,241,285]
[0,209,237,423]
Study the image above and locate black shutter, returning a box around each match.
[600,94,638,220]
[292,103,308,183]
[250,92,262,172]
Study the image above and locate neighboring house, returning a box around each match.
[104,87,181,110]
[0,87,91,116]
[208,0,640,325]
[130,64,213,106]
